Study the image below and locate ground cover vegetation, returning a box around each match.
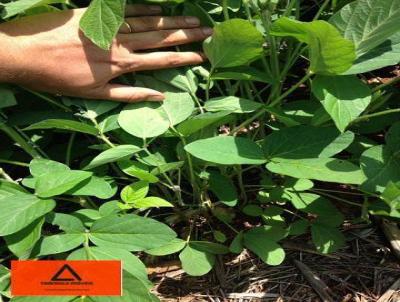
[0,0,399,300]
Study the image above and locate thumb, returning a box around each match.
[96,84,165,103]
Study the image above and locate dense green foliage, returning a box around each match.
[0,0,400,300]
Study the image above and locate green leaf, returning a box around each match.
[270,17,355,75]
[312,75,371,132]
[203,19,264,68]
[179,245,215,276]
[176,111,231,136]
[145,238,186,256]
[243,226,286,265]
[211,66,273,83]
[0,87,17,109]
[1,0,64,18]
[288,220,309,236]
[69,246,151,287]
[79,0,126,50]
[205,96,262,113]
[30,158,69,177]
[262,126,354,159]
[209,171,238,207]
[36,234,86,256]
[360,145,400,193]
[46,213,86,233]
[82,100,119,119]
[154,69,198,94]
[35,170,92,198]
[5,218,44,259]
[132,197,173,209]
[67,176,117,199]
[330,0,400,56]
[243,205,263,217]
[89,214,177,251]
[160,92,195,126]
[24,119,98,136]
[0,194,55,236]
[121,181,149,203]
[118,160,159,183]
[267,158,365,185]
[189,241,229,254]
[84,145,141,170]
[311,224,345,253]
[229,231,244,254]
[119,102,170,139]
[185,136,266,165]
[0,180,28,200]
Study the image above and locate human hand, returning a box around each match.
[0,4,212,102]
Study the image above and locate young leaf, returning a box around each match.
[89,215,177,251]
[311,224,345,254]
[270,17,355,75]
[262,126,354,159]
[312,75,371,132]
[203,19,264,68]
[185,136,266,165]
[211,66,273,83]
[177,111,232,136]
[36,234,86,256]
[205,96,262,113]
[121,181,149,203]
[79,0,126,50]
[132,197,174,209]
[84,145,141,170]
[35,170,92,198]
[267,158,365,185]
[179,245,215,276]
[0,194,55,236]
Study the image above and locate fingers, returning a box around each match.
[129,52,206,72]
[95,84,165,103]
[125,4,162,17]
[120,27,213,50]
[119,16,200,34]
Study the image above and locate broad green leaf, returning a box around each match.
[36,234,86,256]
[229,231,244,254]
[24,119,98,136]
[270,17,355,75]
[83,100,119,119]
[154,68,198,94]
[0,264,10,296]
[30,158,69,177]
[79,0,125,50]
[99,201,121,217]
[1,0,64,18]
[5,218,44,259]
[288,220,309,236]
[119,102,170,138]
[311,224,345,253]
[176,111,232,136]
[283,178,314,191]
[262,126,354,159]
[341,32,400,74]
[203,19,264,68]
[185,136,266,165]
[145,238,186,256]
[118,160,159,183]
[84,145,141,170]
[312,75,371,132]
[243,205,263,217]
[243,226,286,265]
[267,158,365,185]
[46,213,86,233]
[35,170,92,198]
[205,96,262,113]
[330,0,400,56]
[209,171,238,207]
[211,66,273,83]
[189,241,229,255]
[89,215,177,251]
[151,161,184,175]
[283,192,344,227]
[0,87,17,109]
[0,194,55,236]
[69,246,151,287]
[67,176,117,199]
[0,180,28,200]
[160,92,195,126]
[121,181,149,203]
[360,145,400,193]
[132,197,173,209]
[179,245,215,276]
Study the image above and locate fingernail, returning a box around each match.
[149,5,162,12]
[202,27,213,36]
[185,16,200,26]
[147,94,165,101]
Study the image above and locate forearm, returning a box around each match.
[0,27,25,84]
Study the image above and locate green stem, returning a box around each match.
[205,68,214,101]
[0,159,29,167]
[66,133,76,166]
[0,167,14,182]
[311,190,362,208]
[23,88,72,112]
[372,77,400,92]
[222,0,230,20]
[352,108,400,123]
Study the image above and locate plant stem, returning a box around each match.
[205,68,214,101]
[23,88,72,112]
[352,108,400,123]
[311,190,363,208]
[0,167,14,182]
[222,0,230,20]
[66,133,76,166]
[0,159,29,167]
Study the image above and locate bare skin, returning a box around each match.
[0,4,212,102]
